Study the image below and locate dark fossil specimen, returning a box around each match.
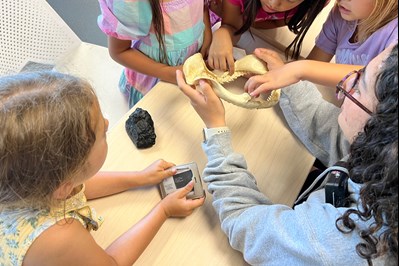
[125,108,156,149]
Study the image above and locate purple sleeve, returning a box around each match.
[314,6,344,55]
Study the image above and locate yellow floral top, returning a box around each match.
[0,185,103,266]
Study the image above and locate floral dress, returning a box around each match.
[0,185,103,266]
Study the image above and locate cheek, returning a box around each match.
[355,0,375,18]
[338,100,357,141]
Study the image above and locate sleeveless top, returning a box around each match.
[0,185,103,266]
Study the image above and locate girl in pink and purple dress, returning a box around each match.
[98,0,212,107]
[207,0,329,74]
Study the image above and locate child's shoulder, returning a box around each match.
[23,218,109,265]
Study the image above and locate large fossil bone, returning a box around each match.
[183,53,280,109]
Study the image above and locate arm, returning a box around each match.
[245,48,363,97]
[307,45,334,62]
[200,5,213,58]
[108,37,181,84]
[207,0,243,74]
[176,70,361,265]
[24,182,205,266]
[279,80,350,166]
[84,159,177,199]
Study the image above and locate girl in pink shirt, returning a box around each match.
[208,0,328,73]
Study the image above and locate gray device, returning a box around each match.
[159,162,205,199]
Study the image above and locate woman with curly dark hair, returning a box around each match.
[176,43,398,265]
[340,43,398,264]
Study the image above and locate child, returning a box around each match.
[207,0,329,74]
[244,0,398,97]
[307,0,398,65]
[97,0,212,108]
[0,71,205,265]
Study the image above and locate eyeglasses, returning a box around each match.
[336,68,373,115]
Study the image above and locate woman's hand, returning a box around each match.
[176,70,226,128]
[160,181,206,217]
[138,159,177,186]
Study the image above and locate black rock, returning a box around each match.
[125,108,156,149]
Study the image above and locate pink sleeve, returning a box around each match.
[97,0,151,41]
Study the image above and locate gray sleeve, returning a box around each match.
[279,81,350,167]
[201,133,367,265]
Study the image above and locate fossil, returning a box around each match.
[183,53,280,109]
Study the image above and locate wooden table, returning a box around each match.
[90,80,315,266]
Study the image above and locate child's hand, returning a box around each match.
[253,48,285,70]
[160,181,206,217]
[139,159,177,186]
[207,28,235,74]
[244,48,302,98]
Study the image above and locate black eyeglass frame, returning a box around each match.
[335,68,373,115]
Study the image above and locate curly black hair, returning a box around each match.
[337,44,398,265]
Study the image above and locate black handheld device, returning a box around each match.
[159,162,205,200]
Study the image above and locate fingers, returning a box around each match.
[244,75,271,97]
[207,54,234,74]
[187,196,206,209]
[198,80,216,100]
[176,70,192,96]
[227,56,235,75]
[178,181,195,197]
[253,48,277,61]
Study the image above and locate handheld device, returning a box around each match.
[159,162,205,200]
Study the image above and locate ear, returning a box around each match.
[52,181,75,200]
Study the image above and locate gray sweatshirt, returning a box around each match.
[201,81,390,265]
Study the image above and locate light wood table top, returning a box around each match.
[90,80,315,266]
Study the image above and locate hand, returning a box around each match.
[160,181,206,217]
[244,48,300,98]
[138,159,177,186]
[253,48,285,70]
[207,28,235,74]
[176,70,226,128]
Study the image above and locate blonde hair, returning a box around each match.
[357,0,398,42]
[0,71,97,209]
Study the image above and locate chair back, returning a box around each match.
[0,0,81,76]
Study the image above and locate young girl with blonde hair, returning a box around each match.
[307,0,398,65]
[0,71,204,265]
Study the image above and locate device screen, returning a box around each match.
[173,170,193,189]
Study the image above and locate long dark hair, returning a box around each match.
[149,0,168,64]
[236,0,327,59]
[337,44,398,265]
